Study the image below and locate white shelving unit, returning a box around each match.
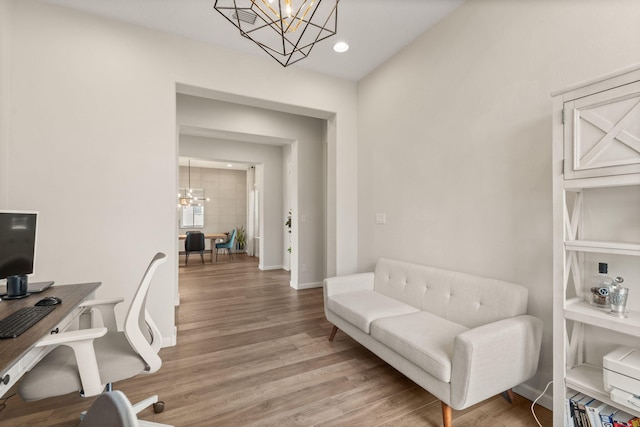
[552,64,640,426]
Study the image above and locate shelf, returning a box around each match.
[564,173,640,190]
[566,364,608,401]
[565,300,640,337]
[566,364,640,418]
[565,240,640,256]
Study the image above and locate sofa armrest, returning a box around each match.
[450,315,543,410]
[323,272,375,298]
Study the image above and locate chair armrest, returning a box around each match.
[81,298,124,307]
[323,272,375,298]
[34,327,108,397]
[450,315,543,410]
[34,327,107,347]
[80,297,124,332]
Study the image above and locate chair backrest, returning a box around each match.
[79,391,137,427]
[185,231,205,251]
[219,228,236,249]
[123,252,167,374]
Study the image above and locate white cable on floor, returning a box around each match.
[531,380,553,427]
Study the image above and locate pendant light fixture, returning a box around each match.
[214,0,340,67]
[178,160,210,207]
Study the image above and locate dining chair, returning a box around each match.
[184,231,205,265]
[215,228,236,261]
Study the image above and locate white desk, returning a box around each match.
[0,282,101,397]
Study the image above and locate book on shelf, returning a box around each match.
[566,391,578,427]
[600,405,619,427]
[578,396,595,427]
[612,409,640,427]
[570,392,585,427]
[571,393,594,427]
[586,399,607,427]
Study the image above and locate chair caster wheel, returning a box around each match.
[153,401,165,413]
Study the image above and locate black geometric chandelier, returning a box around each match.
[214,0,340,67]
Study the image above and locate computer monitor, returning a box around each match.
[0,211,38,296]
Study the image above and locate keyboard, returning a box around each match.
[0,305,57,338]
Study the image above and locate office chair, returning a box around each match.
[184,231,205,265]
[215,228,236,261]
[18,253,168,414]
[79,391,173,427]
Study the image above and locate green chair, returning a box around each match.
[215,229,236,261]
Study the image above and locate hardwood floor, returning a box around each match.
[0,255,552,426]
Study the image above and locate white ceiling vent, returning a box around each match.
[232,9,257,25]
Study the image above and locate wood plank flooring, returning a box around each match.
[0,255,552,426]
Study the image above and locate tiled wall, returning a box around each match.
[179,166,247,236]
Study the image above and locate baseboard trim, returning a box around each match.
[514,382,552,411]
[290,281,322,290]
[259,264,285,271]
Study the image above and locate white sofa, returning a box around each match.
[323,258,543,427]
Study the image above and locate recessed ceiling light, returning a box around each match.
[227,164,233,167]
[333,41,349,53]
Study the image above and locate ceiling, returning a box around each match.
[39,0,465,81]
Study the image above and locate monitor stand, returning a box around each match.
[2,292,30,300]
[5,275,29,299]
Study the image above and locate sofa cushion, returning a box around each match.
[373,258,528,328]
[326,290,419,334]
[371,311,468,383]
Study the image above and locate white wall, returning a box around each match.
[177,94,326,286]
[0,0,11,207]
[2,0,358,344]
[178,165,247,239]
[357,0,640,407]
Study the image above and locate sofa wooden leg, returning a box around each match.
[501,389,516,404]
[441,402,452,427]
[328,325,338,341]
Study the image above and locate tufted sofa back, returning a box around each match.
[373,258,528,329]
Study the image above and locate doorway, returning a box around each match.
[174,91,327,306]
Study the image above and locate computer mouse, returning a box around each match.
[35,296,62,306]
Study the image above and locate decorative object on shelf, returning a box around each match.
[213,0,340,67]
[610,277,629,318]
[590,262,614,309]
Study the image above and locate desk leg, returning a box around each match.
[210,238,214,263]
